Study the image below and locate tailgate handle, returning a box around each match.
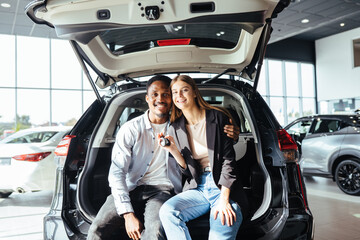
[190,2,215,13]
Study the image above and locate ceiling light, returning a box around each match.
[301,19,309,24]
[220,31,225,35]
[340,23,345,27]
[216,33,221,36]
[1,3,11,8]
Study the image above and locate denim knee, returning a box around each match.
[159,202,170,221]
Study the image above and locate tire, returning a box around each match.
[0,192,12,198]
[335,159,360,196]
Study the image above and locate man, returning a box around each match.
[87,75,239,240]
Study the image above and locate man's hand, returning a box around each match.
[123,212,144,240]
[224,118,240,141]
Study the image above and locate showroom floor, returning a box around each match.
[0,177,359,240]
[304,176,360,240]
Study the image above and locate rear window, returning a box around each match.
[100,23,245,55]
[4,131,57,144]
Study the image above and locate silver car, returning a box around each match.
[285,114,360,195]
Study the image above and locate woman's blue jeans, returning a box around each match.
[159,172,242,240]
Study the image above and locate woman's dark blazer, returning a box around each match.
[169,109,249,217]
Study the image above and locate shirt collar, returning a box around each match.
[143,110,170,130]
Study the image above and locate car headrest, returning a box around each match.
[127,111,144,121]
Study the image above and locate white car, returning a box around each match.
[0,126,72,198]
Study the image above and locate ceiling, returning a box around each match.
[0,0,360,44]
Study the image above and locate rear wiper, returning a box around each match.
[201,68,237,84]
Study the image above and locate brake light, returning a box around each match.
[277,129,297,151]
[277,129,298,162]
[54,135,76,156]
[157,39,191,46]
[13,152,52,162]
[279,129,308,210]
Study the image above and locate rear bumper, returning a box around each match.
[44,212,70,240]
[279,209,314,240]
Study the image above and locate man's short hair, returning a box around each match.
[146,75,172,93]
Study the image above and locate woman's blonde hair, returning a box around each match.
[170,75,233,123]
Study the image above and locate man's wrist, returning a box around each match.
[123,212,135,219]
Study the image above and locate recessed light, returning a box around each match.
[340,23,345,27]
[301,18,309,24]
[1,3,11,8]
[220,31,225,35]
[216,33,221,36]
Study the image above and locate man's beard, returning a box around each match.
[155,112,169,118]
[154,102,169,119]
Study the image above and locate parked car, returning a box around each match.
[0,126,72,198]
[26,0,314,239]
[285,114,360,196]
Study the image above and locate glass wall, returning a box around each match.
[259,59,317,126]
[0,34,98,139]
[0,34,318,138]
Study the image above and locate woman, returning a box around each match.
[158,75,248,240]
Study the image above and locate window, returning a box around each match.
[268,60,283,96]
[51,39,82,89]
[260,59,316,126]
[287,98,300,124]
[313,119,341,133]
[0,35,106,136]
[285,62,299,97]
[17,89,50,126]
[5,131,57,144]
[270,97,284,125]
[17,36,50,88]
[100,23,245,54]
[52,90,82,125]
[287,120,312,135]
[0,34,15,87]
[301,63,315,98]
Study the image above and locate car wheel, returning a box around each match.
[335,159,360,196]
[0,192,12,198]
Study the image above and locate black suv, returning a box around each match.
[26,0,314,239]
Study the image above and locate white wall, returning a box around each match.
[315,27,360,101]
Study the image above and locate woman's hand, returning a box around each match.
[213,187,236,226]
[157,133,187,169]
[157,133,178,153]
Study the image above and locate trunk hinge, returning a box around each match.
[69,40,104,104]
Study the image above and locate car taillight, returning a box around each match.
[54,135,76,167]
[13,152,52,162]
[157,38,191,46]
[54,135,76,156]
[278,129,308,210]
[277,129,298,162]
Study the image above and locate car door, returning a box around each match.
[301,118,345,175]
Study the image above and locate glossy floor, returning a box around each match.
[0,177,359,239]
[305,176,360,240]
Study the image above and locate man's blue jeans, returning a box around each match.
[159,172,242,240]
